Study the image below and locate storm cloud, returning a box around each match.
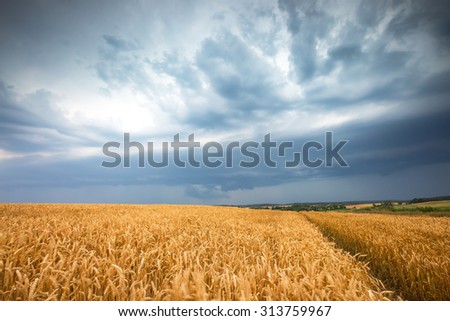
[0,0,449,204]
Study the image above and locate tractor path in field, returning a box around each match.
[303,211,450,300]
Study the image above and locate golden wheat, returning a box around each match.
[0,204,391,300]
[304,211,450,300]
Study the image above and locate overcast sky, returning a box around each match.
[1,0,449,204]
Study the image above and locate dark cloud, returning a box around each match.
[416,70,450,97]
[328,45,362,63]
[95,35,150,90]
[151,51,201,90]
[102,35,139,52]
[196,30,290,112]
[184,184,227,200]
[196,31,268,102]
[1,0,450,203]
[237,4,284,56]
[355,1,394,28]
[2,107,448,192]
[0,80,108,154]
[278,0,335,82]
[182,110,233,131]
[0,81,73,152]
[386,0,450,45]
[338,109,450,177]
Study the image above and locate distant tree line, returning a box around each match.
[372,201,394,208]
[272,203,346,212]
[409,196,450,204]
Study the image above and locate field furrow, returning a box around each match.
[304,212,450,300]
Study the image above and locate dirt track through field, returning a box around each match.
[304,211,450,300]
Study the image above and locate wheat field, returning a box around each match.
[0,204,393,300]
[305,212,450,300]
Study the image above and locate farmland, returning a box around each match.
[305,212,450,300]
[1,204,448,300]
[346,200,450,214]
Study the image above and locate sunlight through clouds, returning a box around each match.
[0,0,449,203]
